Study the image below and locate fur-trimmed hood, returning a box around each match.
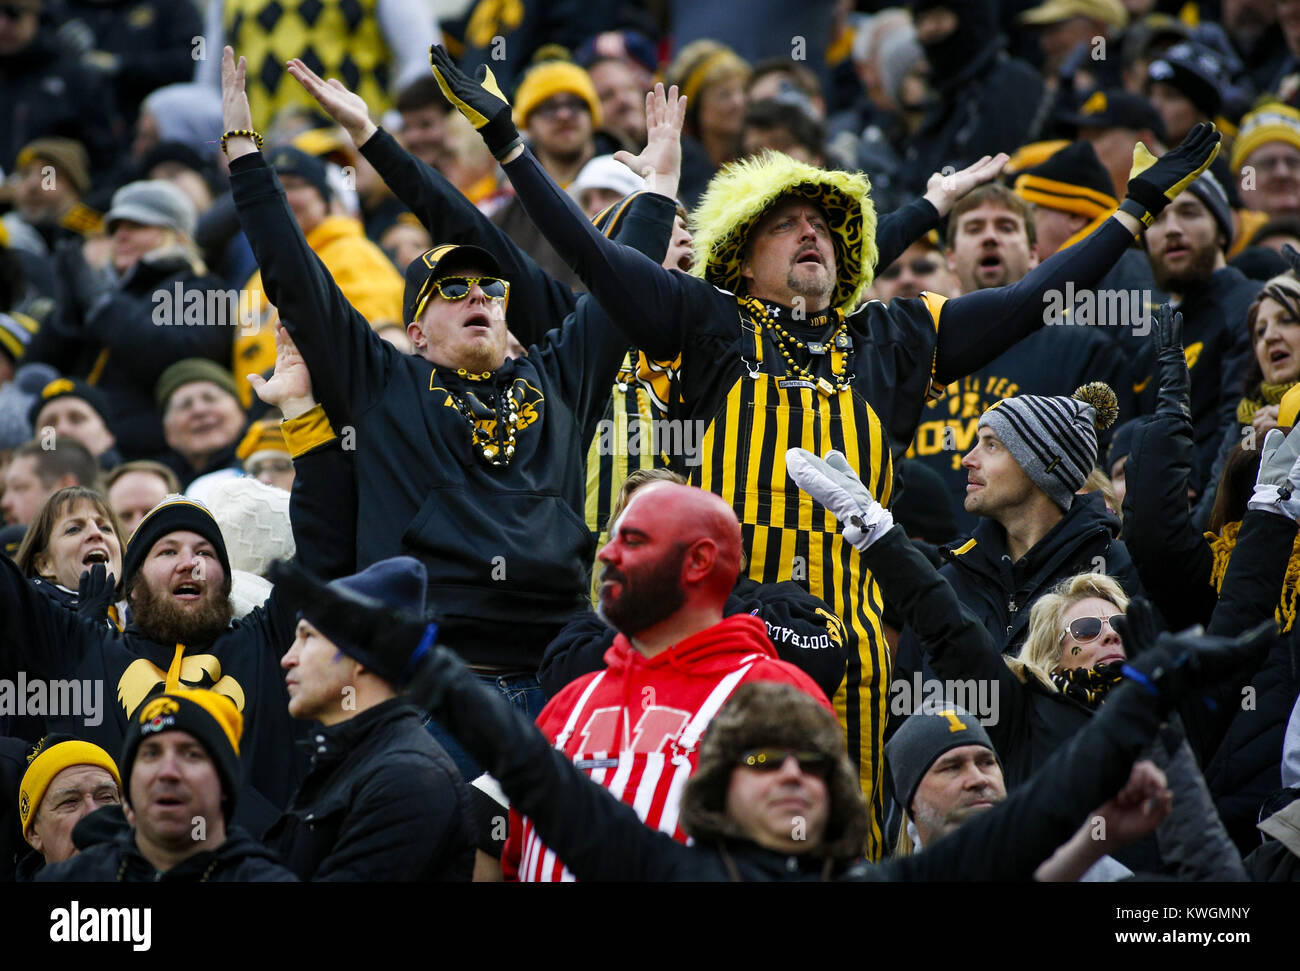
[680,681,867,864]
[688,150,878,315]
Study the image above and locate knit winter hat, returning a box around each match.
[18,734,121,842]
[105,180,197,239]
[268,145,332,206]
[679,682,868,863]
[978,383,1119,511]
[154,358,241,411]
[121,494,232,594]
[884,704,999,815]
[1231,102,1300,174]
[512,60,602,128]
[1184,169,1234,248]
[1014,141,1117,251]
[16,137,91,197]
[1148,42,1226,119]
[207,476,294,578]
[234,418,289,465]
[119,689,242,821]
[0,311,38,364]
[28,376,113,430]
[0,362,57,450]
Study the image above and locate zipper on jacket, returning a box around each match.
[1006,599,1018,638]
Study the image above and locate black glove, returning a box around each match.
[404,644,465,716]
[1150,303,1191,420]
[1111,596,1165,659]
[1119,122,1221,228]
[1121,619,1275,713]
[428,45,522,160]
[76,563,117,621]
[266,559,436,688]
[1281,242,1300,275]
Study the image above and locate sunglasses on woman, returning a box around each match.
[414,275,510,320]
[1060,614,1123,644]
[737,748,831,778]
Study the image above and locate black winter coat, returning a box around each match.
[36,825,297,882]
[263,699,474,881]
[419,629,1171,881]
[538,576,849,702]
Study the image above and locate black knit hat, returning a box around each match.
[1014,141,1118,220]
[121,495,231,595]
[268,145,331,206]
[1184,169,1234,249]
[402,244,504,325]
[1148,42,1226,119]
[119,689,242,821]
[28,376,113,430]
[978,383,1120,511]
[885,704,999,815]
[679,682,868,864]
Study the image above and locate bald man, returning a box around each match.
[502,482,835,882]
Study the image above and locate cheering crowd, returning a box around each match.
[1,0,1299,885]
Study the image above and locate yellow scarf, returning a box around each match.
[1237,381,1299,426]
[1207,520,1300,632]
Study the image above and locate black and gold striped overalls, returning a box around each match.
[693,300,895,859]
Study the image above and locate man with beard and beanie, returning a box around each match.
[1134,171,1260,496]
[899,0,1045,197]
[501,480,832,881]
[37,688,297,881]
[385,595,1266,882]
[426,43,1223,858]
[0,330,359,834]
[262,556,475,881]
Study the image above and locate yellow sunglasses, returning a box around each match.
[414,275,510,321]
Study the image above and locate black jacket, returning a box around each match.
[263,699,474,881]
[538,576,849,702]
[35,825,297,882]
[26,247,238,461]
[419,629,1171,881]
[229,148,677,670]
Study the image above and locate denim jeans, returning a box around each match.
[423,671,545,782]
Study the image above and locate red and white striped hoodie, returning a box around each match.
[502,613,833,881]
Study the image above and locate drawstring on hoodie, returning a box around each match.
[165,644,187,692]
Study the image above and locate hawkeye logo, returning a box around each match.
[433,377,545,436]
[118,655,246,719]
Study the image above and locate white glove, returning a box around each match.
[786,448,893,551]
[1248,426,1300,521]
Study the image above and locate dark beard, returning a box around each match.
[128,574,233,646]
[1150,240,1219,294]
[597,543,689,638]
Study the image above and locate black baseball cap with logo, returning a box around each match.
[1061,89,1167,143]
[402,244,506,324]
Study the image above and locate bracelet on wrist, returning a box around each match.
[221,128,264,154]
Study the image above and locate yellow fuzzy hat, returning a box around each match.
[512,61,602,128]
[688,150,877,315]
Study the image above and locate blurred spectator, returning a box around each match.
[0,0,120,184]
[1,438,100,526]
[581,52,653,150]
[870,231,957,302]
[56,0,204,127]
[667,39,751,172]
[1250,215,1300,254]
[131,83,225,167]
[567,155,644,219]
[1118,13,1189,94]
[235,418,293,492]
[1060,88,1167,198]
[1019,0,1129,85]
[194,0,440,132]
[1233,104,1300,225]
[747,59,827,121]
[394,75,453,172]
[373,211,432,278]
[1014,141,1117,260]
[0,311,37,388]
[155,358,247,488]
[741,99,827,166]
[1146,42,1227,145]
[3,138,101,256]
[901,0,1044,196]
[28,377,121,467]
[105,459,178,537]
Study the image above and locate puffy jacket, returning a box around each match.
[263,699,474,881]
[36,825,297,882]
[538,575,848,702]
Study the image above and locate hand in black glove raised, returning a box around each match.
[1121,618,1276,713]
[428,44,522,160]
[1150,303,1190,420]
[1119,122,1221,228]
[76,563,117,621]
[1111,596,1165,659]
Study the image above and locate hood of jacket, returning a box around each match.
[602,613,780,677]
[305,215,368,252]
[909,0,1001,92]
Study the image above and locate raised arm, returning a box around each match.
[221,47,394,425]
[933,126,1223,383]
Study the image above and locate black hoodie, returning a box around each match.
[36,825,297,882]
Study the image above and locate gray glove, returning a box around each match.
[785,448,893,551]
[1248,426,1300,520]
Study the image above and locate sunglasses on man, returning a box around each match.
[1059,614,1123,644]
[414,275,510,321]
[737,748,832,778]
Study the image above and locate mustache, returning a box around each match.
[599,565,626,585]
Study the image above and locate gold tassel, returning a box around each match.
[1207,522,1300,633]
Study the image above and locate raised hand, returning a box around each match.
[287,58,377,145]
[1248,424,1300,520]
[923,154,1010,217]
[77,563,118,621]
[786,448,893,551]
[248,322,316,419]
[613,83,687,199]
[220,46,257,158]
[427,44,521,159]
[1151,303,1190,419]
[1089,759,1173,846]
[1122,619,1276,712]
[1120,122,1221,228]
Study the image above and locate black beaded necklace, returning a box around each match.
[442,369,524,467]
[741,297,854,393]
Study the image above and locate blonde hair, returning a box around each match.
[1011,573,1130,689]
[1079,466,1118,517]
